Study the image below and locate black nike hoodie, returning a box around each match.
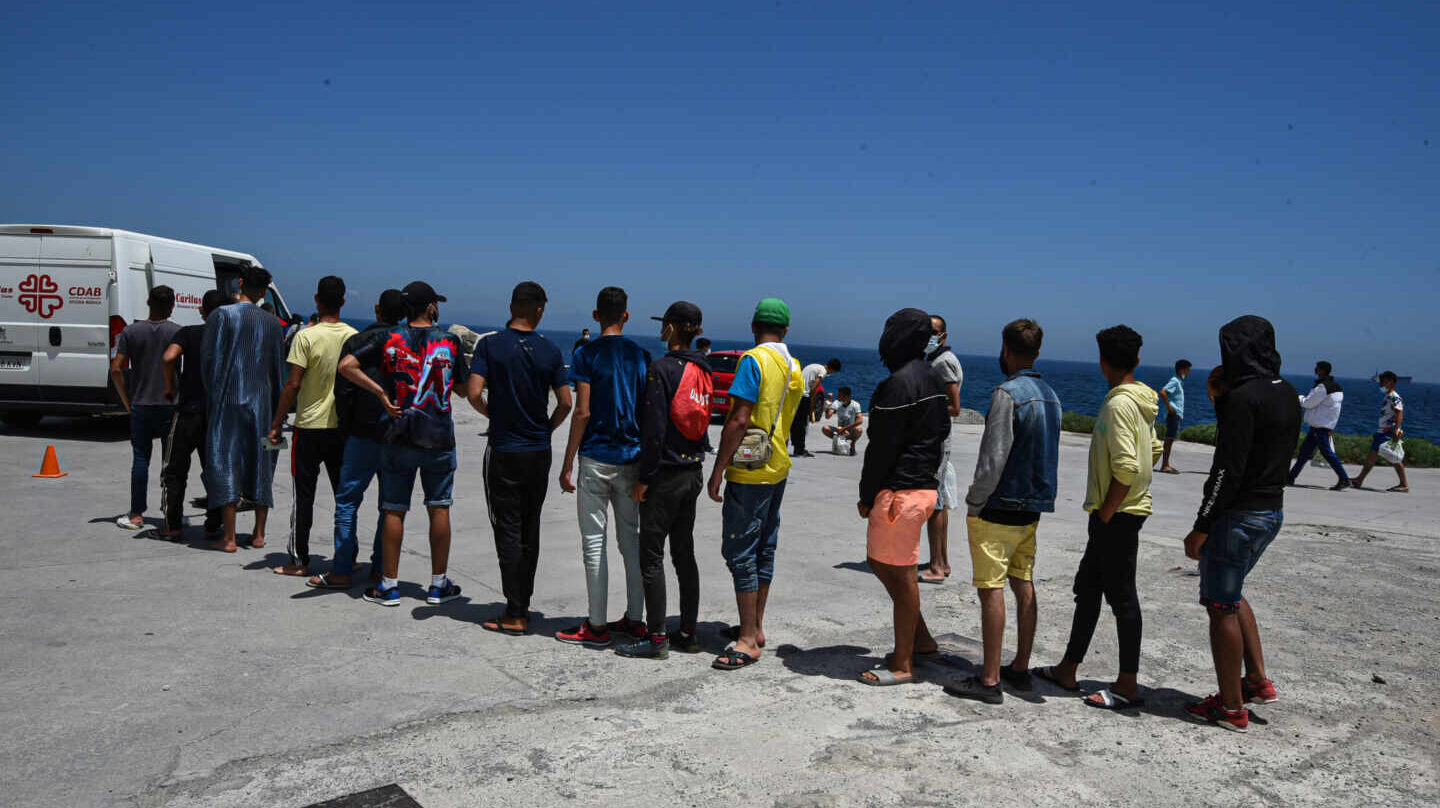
[859,309,952,507]
[1194,315,1302,532]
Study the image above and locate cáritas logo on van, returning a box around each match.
[19,274,64,318]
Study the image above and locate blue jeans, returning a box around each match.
[720,480,787,593]
[1199,509,1282,610]
[380,445,457,511]
[331,436,386,577]
[129,404,175,516]
[1289,427,1348,483]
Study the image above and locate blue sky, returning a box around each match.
[4,1,1437,378]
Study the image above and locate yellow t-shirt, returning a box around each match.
[287,321,358,429]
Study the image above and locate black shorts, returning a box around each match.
[1165,412,1181,440]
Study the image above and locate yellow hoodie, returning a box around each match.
[1085,382,1164,516]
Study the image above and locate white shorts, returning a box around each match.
[935,453,958,511]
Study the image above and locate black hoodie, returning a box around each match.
[1194,316,1302,532]
[637,347,712,484]
[859,309,952,507]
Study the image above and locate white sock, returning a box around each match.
[381,576,398,590]
[431,574,448,588]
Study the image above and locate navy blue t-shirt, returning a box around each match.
[472,328,568,452]
[570,335,651,464]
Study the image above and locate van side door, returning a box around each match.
[35,234,113,394]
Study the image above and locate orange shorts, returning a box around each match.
[866,489,939,566]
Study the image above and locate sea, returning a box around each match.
[345,319,1440,443]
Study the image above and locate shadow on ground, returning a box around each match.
[3,415,130,443]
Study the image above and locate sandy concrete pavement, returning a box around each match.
[1,411,1436,808]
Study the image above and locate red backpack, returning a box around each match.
[670,359,713,441]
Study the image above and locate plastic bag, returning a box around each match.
[833,433,852,456]
[1378,439,1405,465]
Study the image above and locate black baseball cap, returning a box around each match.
[653,301,702,327]
[401,281,446,306]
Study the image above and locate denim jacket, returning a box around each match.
[966,369,1062,514]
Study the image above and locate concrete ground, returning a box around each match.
[2,411,1437,808]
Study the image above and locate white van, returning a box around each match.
[0,225,298,426]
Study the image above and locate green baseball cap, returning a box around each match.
[752,297,791,327]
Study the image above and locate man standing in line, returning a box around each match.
[341,281,477,606]
[1031,325,1161,710]
[202,266,288,552]
[695,337,712,357]
[1158,360,1191,474]
[790,357,841,458]
[573,328,592,353]
[707,298,804,670]
[920,314,963,584]
[1288,361,1350,491]
[269,276,358,576]
[111,286,181,530]
[944,319,1061,704]
[1182,316,1298,732]
[158,289,229,540]
[472,282,573,635]
[1350,370,1409,493]
[855,308,950,686]
[821,386,864,453]
[555,287,652,647]
[308,289,407,589]
[617,301,712,660]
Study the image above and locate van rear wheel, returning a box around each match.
[1,411,43,428]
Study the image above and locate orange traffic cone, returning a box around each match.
[33,445,67,478]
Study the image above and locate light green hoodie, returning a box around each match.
[1085,382,1164,516]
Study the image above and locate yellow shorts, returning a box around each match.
[967,515,1038,589]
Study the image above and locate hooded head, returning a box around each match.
[879,308,932,372]
[1219,315,1281,387]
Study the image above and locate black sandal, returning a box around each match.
[1030,665,1081,692]
[712,647,759,670]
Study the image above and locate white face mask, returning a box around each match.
[925,335,941,355]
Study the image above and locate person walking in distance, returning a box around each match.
[307,289,407,590]
[111,285,181,530]
[855,309,951,686]
[1182,316,1299,732]
[340,281,479,606]
[945,319,1061,704]
[617,301,713,659]
[555,287,652,648]
[920,314,963,584]
[202,266,288,552]
[1158,360,1191,474]
[472,282,573,635]
[707,298,804,670]
[1031,326,1162,710]
[1350,371,1410,493]
[158,289,230,540]
[1288,361,1350,491]
[790,358,841,458]
[269,276,358,576]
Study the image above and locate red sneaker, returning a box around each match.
[1185,694,1250,733]
[607,616,648,639]
[555,621,612,648]
[1243,677,1279,705]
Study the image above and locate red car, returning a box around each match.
[707,350,745,421]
